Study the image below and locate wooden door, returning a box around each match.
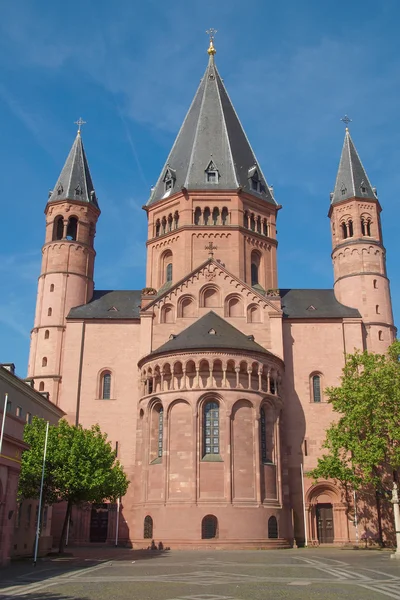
[90,504,109,543]
[316,503,334,543]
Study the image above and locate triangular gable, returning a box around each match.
[142,259,282,314]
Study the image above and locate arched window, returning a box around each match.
[155,219,160,237]
[221,207,228,225]
[50,284,54,292]
[260,407,269,463]
[161,216,167,234]
[168,213,173,232]
[44,330,49,339]
[157,407,164,458]
[160,250,173,286]
[101,372,111,400]
[53,216,64,241]
[47,308,52,316]
[376,305,380,314]
[66,217,78,241]
[341,222,348,239]
[212,207,219,225]
[268,516,278,539]
[226,295,243,317]
[203,207,210,225]
[251,263,259,286]
[201,285,220,308]
[251,250,261,287]
[366,220,371,236]
[373,279,377,289]
[194,207,201,225]
[179,296,195,318]
[378,330,383,341]
[201,515,218,539]
[174,211,179,229]
[166,263,173,283]
[204,401,219,456]
[39,382,45,392]
[262,219,268,236]
[247,304,261,323]
[250,213,256,231]
[42,357,47,367]
[161,304,174,323]
[348,220,354,237]
[312,375,321,403]
[243,211,249,229]
[144,515,153,539]
[256,216,261,234]
[201,515,218,540]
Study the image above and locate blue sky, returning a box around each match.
[1,0,399,375]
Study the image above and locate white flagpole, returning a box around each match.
[0,393,8,457]
[353,490,359,544]
[33,421,49,566]
[300,463,308,547]
[115,498,120,546]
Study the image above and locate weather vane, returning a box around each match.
[206,28,217,55]
[340,115,352,128]
[74,117,86,134]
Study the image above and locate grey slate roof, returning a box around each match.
[331,129,376,205]
[152,311,272,356]
[68,290,141,320]
[147,55,276,206]
[48,133,99,208]
[280,289,361,319]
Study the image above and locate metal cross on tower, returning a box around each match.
[340,115,352,127]
[74,117,87,134]
[205,241,217,258]
[206,28,217,42]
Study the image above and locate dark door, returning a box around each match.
[316,503,334,543]
[90,504,109,543]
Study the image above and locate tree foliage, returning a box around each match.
[309,340,400,489]
[19,418,129,552]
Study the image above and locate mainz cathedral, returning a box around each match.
[27,36,396,547]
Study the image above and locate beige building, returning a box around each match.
[0,363,64,565]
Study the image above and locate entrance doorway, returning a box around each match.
[316,503,334,543]
[90,504,109,542]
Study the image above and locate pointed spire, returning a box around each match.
[48,127,98,208]
[147,44,275,206]
[331,128,376,205]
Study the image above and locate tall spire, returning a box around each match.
[147,41,275,206]
[48,127,98,207]
[331,128,376,205]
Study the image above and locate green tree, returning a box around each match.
[19,418,129,553]
[309,340,400,543]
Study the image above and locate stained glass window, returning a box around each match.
[158,407,164,458]
[312,375,321,403]
[260,407,268,463]
[144,515,153,539]
[102,373,111,399]
[204,402,219,455]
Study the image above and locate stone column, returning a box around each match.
[62,219,68,238]
[195,367,200,388]
[258,368,263,391]
[222,367,227,388]
[182,369,187,389]
[235,367,240,388]
[247,369,252,389]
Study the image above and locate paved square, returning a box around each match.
[0,548,399,600]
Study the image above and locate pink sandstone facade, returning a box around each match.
[26,43,396,549]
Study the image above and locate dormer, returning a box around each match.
[248,165,265,194]
[205,160,219,184]
[162,166,176,198]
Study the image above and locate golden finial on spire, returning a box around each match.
[206,28,217,55]
[74,117,86,135]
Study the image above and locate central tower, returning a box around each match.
[144,38,280,295]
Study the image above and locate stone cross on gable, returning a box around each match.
[205,241,217,258]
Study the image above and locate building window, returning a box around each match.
[263,219,268,236]
[158,407,164,458]
[378,330,383,341]
[16,406,22,418]
[155,219,160,237]
[204,402,219,456]
[243,211,249,229]
[66,217,78,241]
[212,207,219,225]
[48,308,52,316]
[203,207,211,225]
[102,372,111,399]
[144,515,153,539]
[174,211,179,229]
[53,216,64,241]
[39,382,45,391]
[166,263,173,283]
[348,220,354,237]
[50,284,54,292]
[312,375,321,403]
[168,213,173,232]
[6,400,12,413]
[44,330,49,339]
[250,213,256,231]
[376,305,380,314]
[201,515,218,539]
[373,279,377,289]
[207,171,218,183]
[161,216,167,235]
[26,412,32,424]
[268,516,278,539]
[251,178,259,192]
[251,263,259,286]
[221,207,228,225]
[42,357,47,367]
[260,407,270,463]
[341,222,348,239]
[194,207,201,225]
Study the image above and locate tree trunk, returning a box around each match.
[375,489,384,547]
[58,500,72,554]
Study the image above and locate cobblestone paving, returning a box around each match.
[0,549,399,600]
